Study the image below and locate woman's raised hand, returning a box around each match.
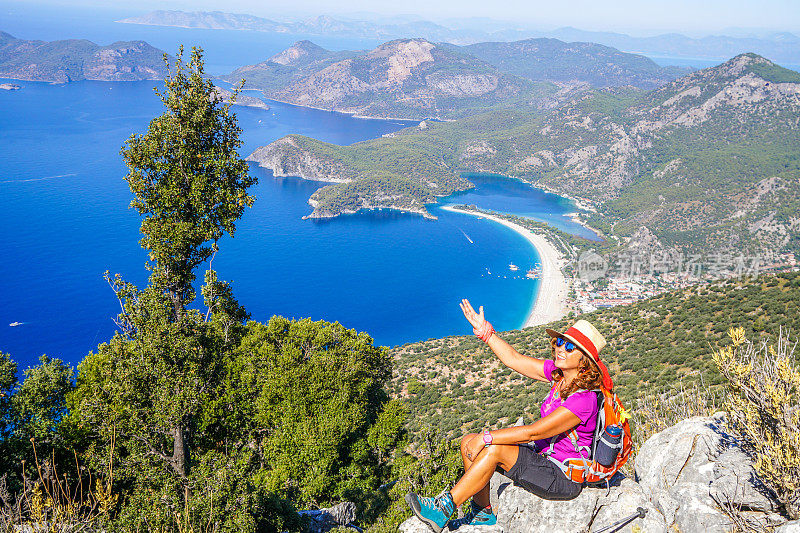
[460,299,486,330]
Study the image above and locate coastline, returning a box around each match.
[440,205,569,328]
[259,96,438,122]
[465,172,604,239]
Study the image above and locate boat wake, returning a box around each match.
[0,173,77,184]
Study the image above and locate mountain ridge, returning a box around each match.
[226,36,687,118]
[463,38,690,89]
[247,53,800,259]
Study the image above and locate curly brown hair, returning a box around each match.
[549,337,604,398]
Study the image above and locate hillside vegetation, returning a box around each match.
[463,38,689,89]
[389,271,800,440]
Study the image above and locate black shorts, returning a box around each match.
[498,444,582,500]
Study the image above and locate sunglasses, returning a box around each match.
[555,337,578,352]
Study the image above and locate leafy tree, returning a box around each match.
[120,45,255,312]
[68,45,257,524]
[0,351,18,476]
[12,355,74,448]
[0,354,75,497]
[204,317,405,511]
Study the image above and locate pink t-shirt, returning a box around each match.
[533,359,599,463]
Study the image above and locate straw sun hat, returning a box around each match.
[546,319,613,390]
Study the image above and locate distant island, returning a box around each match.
[0,31,169,83]
[121,10,800,64]
[117,10,495,45]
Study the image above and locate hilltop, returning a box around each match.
[224,40,359,94]
[248,53,800,259]
[234,38,531,119]
[463,38,690,89]
[0,32,168,82]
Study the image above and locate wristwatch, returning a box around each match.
[483,429,493,446]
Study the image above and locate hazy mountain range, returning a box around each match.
[119,10,800,64]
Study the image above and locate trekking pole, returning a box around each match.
[593,507,647,533]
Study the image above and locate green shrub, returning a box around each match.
[713,326,800,519]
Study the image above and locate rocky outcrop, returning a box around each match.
[246,136,355,183]
[299,501,357,532]
[213,86,270,110]
[777,520,800,532]
[400,474,663,533]
[269,38,523,119]
[400,414,791,532]
[635,413,784,532]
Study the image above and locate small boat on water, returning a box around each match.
[509,262,519,271]
[9,321,22,327]
[526,265,543,279]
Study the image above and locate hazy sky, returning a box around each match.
[27,0,800,35]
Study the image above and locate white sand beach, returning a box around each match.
[441,206,569,328]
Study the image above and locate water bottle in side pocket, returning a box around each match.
[594,424,623,467]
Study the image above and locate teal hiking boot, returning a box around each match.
[405,490,456,533]
[447,499,497,530]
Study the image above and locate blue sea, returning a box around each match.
[0,78,596,370]
[1,4,597,371]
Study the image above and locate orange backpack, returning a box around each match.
[542,386,633,485]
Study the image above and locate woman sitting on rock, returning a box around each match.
[406,299,614,533]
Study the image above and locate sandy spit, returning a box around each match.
[441,206,569,328]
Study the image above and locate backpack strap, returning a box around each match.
[542,387,601,484]
[542,380,564,457]
[591,389,605,460]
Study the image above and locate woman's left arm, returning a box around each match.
[465,407,581,458]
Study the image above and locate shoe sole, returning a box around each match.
[448,518,498,530]
[405,492,445,533]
